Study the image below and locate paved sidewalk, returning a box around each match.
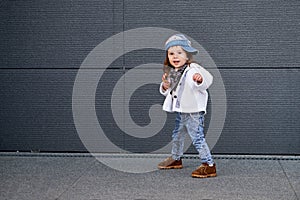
[1,153,299,200]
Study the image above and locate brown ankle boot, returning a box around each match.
[158,157,183,169]
[191,163,217,178]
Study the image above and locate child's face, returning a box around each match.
[167,46,188,69]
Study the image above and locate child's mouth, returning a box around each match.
[173,61,180,65]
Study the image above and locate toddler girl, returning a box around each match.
[158,34,216,178]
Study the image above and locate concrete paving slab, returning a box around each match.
[0,156,95,200]
[57,158,298,200]
[279,160,300,199]
[1,154,299,200]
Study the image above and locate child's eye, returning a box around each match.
[169,52,174,55]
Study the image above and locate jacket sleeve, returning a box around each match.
[159,82,171,96]
[191,64,213,91]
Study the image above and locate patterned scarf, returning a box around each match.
[164,64,188,92]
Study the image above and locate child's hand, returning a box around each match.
[193,73,203,84]
[162,73,170,90]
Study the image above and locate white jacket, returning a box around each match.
[160,63,213,113]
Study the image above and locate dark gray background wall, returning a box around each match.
[1,0,299,155]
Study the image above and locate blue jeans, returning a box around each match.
[171,112,214,165]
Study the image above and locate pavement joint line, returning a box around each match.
[278,160,299,200]
[0,152,299,160]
